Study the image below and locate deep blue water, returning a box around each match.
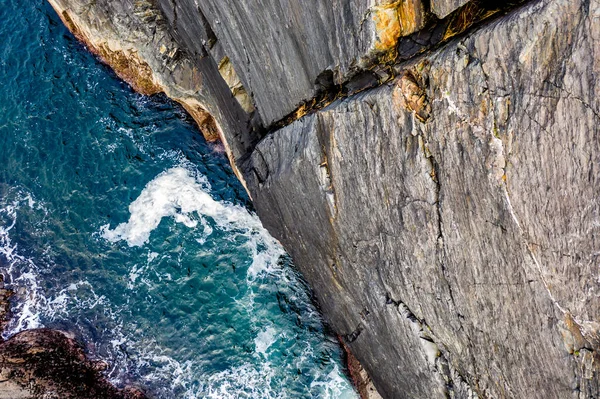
[0,1,357,397]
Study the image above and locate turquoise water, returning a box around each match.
[0,1,357,397]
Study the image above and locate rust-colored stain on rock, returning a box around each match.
[95,44,162,96]
[392,71,431,122]
[373,3,401,51]
[179,100,222,142]
[57,9,161,96]
[372,0,426,52]
[443,2,499,41]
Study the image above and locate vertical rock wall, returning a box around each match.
[244,0,600,397]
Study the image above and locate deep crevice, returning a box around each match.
[426,150,459,315]
[343,324,364,343]
[247,0,532,157]
[197,6,217,49]
[386,292,480,398]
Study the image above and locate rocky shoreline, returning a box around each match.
[0,276,147,399]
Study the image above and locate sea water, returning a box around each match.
[0,1,358,397]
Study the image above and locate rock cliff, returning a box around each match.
[46,0,600,397]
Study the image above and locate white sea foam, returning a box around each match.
[202,362,277,399]
[1,177,357,398]
[0,192,46,335]
[254,325,278,357]
[310,363,360,399]
[100,167,261,247]
[147,252,159,262]
[97,166,357,398]
[0,191,117,337]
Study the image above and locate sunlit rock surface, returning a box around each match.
[46,0,600,397]
[244,0,600,397]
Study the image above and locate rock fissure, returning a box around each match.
[425,147,460,318]
[548,81,600,122]
[492,100,570,319]
[344,324,364,344]
[254,0,529,148]
[385,292,479,398]
[523,109,552,135]
[502,173,568,316]
[471,41,572,329]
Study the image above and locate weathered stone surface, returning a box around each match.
[342,338,384,399]
[0,329,146,399]
[431,0,470,19]
[244,0,600,397]
[155,0,428,126]
[47,0,520,184]
[45,0,600,397]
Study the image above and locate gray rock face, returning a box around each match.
[244,0,600,397]
[46,0,517,191]
[156,0,426,126]
[46,0,600,397]
[153,0,492,126]
[431,0,470,18]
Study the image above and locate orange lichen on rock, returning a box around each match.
[372,3,401,51]
[443,2,499,41]
[94,43,162,96]
[396,0,426,36]
[372,0,426,52]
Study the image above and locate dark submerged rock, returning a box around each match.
[0,275,147,399]
[0,329,146,399]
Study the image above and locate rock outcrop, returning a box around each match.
[0,329,146,399]
[0,276,146,399]
[47,0,522,190]
[46,0,600,397]
[47,0,254,188]
[245,1,600,396]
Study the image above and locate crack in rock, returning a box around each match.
[385,293,479,398]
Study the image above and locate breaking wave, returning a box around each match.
[1,170,357,398]
[0,1,357,395]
